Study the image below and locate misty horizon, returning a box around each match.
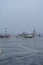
[0,0,43,34]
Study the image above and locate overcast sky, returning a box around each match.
[0,0,43,34]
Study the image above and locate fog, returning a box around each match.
[0,0,43,34]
